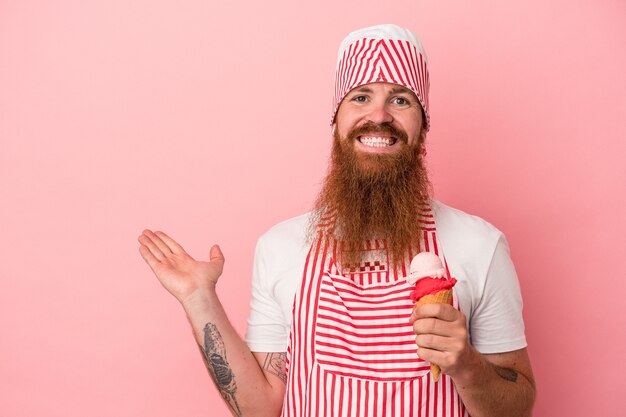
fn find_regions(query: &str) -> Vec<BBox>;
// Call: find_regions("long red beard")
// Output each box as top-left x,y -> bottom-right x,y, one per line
309,125 -> 431,269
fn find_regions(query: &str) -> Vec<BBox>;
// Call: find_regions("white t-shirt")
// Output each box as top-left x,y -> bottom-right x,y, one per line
245,200 -> 527,354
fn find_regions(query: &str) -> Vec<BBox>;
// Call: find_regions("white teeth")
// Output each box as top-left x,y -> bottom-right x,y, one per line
359,136 -> 394,147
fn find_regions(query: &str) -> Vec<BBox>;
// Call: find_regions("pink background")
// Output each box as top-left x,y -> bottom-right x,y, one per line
1,1 -> 625,416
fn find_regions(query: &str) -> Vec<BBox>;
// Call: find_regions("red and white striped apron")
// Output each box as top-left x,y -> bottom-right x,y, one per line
281,205 -> 469,417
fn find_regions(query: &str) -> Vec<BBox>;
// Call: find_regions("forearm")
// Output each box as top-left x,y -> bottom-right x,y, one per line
452,348 -> 536,417
182,289 -> 283,417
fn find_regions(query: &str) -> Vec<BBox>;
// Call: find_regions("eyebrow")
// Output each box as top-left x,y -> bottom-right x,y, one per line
389,86 -> 413,95
352,86 -> 374,93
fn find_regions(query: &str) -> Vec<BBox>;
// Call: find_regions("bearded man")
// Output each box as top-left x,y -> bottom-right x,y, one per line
138,24 -> 536,417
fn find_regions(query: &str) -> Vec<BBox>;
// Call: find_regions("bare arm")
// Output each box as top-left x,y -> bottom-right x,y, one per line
254,352 -> 288,386
138,230 -> 286,417
453,348 -> 535,417
411,303 -> 536,417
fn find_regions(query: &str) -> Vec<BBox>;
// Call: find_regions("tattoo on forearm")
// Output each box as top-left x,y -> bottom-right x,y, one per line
494,365 -> 518,382
199,323 -> 242,417
263,352 -> 287,385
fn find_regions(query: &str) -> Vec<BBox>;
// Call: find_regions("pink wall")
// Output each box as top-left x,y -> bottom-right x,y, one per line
1,1 -> 624,416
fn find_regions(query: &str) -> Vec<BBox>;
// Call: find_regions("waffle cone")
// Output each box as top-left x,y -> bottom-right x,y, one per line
414,289 -> 453,307
414,289 -> 453,381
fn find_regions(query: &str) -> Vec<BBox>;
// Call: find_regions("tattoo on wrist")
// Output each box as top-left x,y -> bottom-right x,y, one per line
199,323 -> 242,417
263,352 -> 287,385
494,365 -> 518,382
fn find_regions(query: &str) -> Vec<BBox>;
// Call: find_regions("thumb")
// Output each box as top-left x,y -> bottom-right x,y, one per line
209,244 -> 225,268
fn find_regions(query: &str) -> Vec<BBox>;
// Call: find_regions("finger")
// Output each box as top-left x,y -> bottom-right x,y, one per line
138,233 -> 166,261
142,229 -> 173,256
415,334 -> 452,352
210,245 -> 225,272
416,346 -> 445,367
413,317 -> 454,337
413,303 -> 459,322
138,245 -> 160,272
154,230 -> 187,255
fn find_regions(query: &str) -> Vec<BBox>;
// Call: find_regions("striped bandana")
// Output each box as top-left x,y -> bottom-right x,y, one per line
331,24 -> 431,131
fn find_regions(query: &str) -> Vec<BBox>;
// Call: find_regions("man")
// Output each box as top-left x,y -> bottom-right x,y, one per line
138,24 -> 535,417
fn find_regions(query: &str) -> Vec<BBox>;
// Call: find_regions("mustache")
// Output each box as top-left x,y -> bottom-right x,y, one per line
346,122 -> 408,144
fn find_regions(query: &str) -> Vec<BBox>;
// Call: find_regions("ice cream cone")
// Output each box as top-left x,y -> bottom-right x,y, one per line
414,289 -> 452,306
414,288 -> 453,382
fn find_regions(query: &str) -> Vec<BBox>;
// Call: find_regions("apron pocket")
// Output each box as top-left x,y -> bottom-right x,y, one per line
313,271 -> 431,382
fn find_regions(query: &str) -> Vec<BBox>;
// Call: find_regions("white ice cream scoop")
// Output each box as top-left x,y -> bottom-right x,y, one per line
406,252 -> 446,284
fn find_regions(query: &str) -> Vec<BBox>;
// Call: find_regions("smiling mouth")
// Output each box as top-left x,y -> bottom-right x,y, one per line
357,135 -> 398,148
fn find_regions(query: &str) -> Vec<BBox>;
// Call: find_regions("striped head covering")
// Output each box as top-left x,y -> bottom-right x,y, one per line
332,24 -> 431,131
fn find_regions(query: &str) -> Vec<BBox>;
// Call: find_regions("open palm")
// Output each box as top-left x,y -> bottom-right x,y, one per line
138,229 -> 225,303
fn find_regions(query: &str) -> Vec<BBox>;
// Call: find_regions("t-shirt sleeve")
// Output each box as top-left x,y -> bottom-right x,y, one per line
244,236 -> 290,352
469,235 -> 528,354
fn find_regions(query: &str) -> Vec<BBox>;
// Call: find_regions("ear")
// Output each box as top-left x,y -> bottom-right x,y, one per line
419,129 -> 428,157
331,123 -> 337,136
418,127 -> 427,146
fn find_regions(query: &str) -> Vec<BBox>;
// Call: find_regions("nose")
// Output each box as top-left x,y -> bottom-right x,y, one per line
365,101 -> 394,124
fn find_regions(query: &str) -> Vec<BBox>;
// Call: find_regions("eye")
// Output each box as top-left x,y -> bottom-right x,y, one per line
351,95 -> 368,102
392,96 -> 411,106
